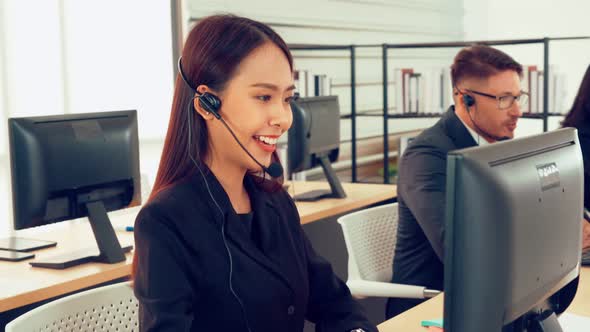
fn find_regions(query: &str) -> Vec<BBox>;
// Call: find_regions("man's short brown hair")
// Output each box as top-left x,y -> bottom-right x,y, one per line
451,44 -> 523,88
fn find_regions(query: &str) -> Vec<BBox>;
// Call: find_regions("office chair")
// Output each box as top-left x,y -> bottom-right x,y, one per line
337,203 -> 440,299
6,281 -> 138,331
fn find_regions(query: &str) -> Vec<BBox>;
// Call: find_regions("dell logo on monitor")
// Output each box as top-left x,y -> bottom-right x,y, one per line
536,163 -> 560,191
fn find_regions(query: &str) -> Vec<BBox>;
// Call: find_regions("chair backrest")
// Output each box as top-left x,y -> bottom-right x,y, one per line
6,281 -> 138,332
337,202 -> 399,283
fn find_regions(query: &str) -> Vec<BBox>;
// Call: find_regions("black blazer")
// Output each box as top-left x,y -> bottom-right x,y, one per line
386,106 -> 477,318
133,169 -> 376,332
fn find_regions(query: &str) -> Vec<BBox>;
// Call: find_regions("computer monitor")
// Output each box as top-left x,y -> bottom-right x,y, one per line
288,96 -> 346,201
444,128 -> 582,332
7,110 -> 140,268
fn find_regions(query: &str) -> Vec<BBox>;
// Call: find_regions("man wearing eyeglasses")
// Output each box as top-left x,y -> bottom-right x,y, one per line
386,45 -> 526,318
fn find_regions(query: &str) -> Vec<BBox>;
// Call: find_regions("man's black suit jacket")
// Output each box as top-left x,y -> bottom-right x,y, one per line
386,106 -> 477,318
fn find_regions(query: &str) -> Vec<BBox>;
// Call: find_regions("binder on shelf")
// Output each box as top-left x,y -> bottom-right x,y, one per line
314,74 -> 330,96
537,70 -> 544,114
528,66 -> 539,113
421,69 -> 432,114
422,68 -> 443,114
409,73 -> 421,113
548,65 -> 567,114
394,68 -> 403,114
294,69 -> 315,97
522,68 -> 530,112
294,70 -> 306,97
549,68 -> 556,113
402,68 -> 413,114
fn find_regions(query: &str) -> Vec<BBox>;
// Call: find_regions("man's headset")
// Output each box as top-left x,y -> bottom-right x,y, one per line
463,94 -> 475,108
460,91 -> 509,142
177,57 -> 283,178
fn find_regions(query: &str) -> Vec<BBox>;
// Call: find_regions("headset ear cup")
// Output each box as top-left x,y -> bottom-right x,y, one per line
198,93 -> 222,118
463,94 -> 475,108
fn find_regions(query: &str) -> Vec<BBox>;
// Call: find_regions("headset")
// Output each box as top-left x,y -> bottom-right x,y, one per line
461,92 -> 510,142
177,57 -> 283,178
463,94 -> 475,108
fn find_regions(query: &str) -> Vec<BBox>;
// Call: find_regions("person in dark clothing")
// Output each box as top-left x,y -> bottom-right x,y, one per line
561,64 -> 590,252
386,45 -> 527,318
132,15 -> 377,332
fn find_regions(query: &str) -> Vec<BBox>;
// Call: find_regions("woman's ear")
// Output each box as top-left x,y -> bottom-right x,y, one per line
193,85 -> 216,121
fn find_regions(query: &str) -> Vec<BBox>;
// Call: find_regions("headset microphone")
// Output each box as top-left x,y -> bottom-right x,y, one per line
178,57 -> 284,178
215,115 -> 284,178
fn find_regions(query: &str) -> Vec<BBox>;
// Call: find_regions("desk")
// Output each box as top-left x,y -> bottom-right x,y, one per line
292,181 -> 396,224
0,181 -> 396,313
378,267 -> 590,331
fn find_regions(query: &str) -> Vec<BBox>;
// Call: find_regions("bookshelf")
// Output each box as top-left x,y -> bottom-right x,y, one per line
287,37 -> 589,184
288,44 -> 359,182
377,36 -> 590,184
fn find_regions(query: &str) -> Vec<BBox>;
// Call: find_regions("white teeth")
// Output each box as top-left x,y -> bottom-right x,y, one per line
256,136 -> 277,145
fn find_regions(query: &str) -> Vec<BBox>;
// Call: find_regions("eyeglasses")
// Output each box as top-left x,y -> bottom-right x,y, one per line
463,89 -> 529,110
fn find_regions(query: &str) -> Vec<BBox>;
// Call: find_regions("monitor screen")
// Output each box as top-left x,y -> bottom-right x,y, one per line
287,96 -> 345,201
8,110 -> 140,268
9,110 -> 140,229
444,128 -> 582,332
305,97 -> 340,155
288,96 -> 340,173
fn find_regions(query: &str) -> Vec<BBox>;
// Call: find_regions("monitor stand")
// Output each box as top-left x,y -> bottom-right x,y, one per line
293,155 -> 347,202
0,237 -> 56,252
30,200 -> 131,269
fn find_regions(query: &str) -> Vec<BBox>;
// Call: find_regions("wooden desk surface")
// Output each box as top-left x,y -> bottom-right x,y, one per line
378,267 -> 590,331
291,181 -> 396,224
0,181 -> 395,313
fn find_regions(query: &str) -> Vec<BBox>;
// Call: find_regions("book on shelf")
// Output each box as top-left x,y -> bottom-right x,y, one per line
521,67 -> 530,112
402,68 -> 413,114
393,68 -> 403,114
313,74 -> 331,96
394,67 -> 453,115
528,66 -> 539,113
523,64 -> 567,114
393,68 -> 414,114
409,73 -> 421,113
294,70 -> 307,97
422,67 -> 444,114
294,69 -> 316,98
548,65 -> 567,114
538,70 -> 544,114
294,70 -> 333,98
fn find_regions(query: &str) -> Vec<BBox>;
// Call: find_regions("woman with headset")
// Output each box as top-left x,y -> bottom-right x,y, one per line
132,15 -> 377,332
562,64 -> 590,252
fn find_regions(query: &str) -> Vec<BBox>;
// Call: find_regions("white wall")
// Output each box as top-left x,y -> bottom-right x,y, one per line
10,1 -> 582,233
464,0 -> 590,137
0,0 -> 173,235
185,0 -> 466,142
0,0 -> 466,233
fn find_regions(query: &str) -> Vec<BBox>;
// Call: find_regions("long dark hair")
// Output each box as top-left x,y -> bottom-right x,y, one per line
562,64 -> 590,128
151,15 -> 292,199
133,15 -> 293,277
